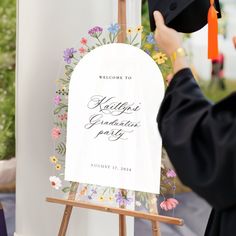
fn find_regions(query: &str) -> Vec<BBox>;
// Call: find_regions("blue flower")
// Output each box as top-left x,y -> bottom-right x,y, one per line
108,23 -> 120,35
146,33 -> 155,44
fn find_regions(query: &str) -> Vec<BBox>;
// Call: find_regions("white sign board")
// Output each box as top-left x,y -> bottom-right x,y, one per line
65,43 -> 164,194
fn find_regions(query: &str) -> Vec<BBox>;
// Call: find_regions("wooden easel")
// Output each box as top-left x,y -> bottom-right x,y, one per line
47,1 -> 184,235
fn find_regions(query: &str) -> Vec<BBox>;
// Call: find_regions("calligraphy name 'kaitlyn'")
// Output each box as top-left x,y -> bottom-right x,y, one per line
87,95 -> 141,116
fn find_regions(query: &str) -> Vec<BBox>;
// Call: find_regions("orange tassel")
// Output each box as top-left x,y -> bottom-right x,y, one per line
208,0 -> 219,59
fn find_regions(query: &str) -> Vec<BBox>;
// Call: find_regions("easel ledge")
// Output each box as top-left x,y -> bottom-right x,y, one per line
46,197 -> 184,226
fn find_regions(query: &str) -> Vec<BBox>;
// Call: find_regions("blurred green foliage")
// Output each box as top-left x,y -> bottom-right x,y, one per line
0,0 -> 16,160
200,80 -> 236,102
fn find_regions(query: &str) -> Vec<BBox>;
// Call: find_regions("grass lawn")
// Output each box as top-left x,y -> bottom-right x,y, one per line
200,79 -> 236,102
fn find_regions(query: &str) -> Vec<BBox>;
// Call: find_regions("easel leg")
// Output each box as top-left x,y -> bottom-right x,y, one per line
58,182 -> 79,236
118,0 -> 127,43
152,220 -> 161,236
149,194 -> 161,236
58,205 -> 73,236
119,214 -> 126,236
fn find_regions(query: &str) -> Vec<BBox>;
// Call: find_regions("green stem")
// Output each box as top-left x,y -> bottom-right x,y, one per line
96,36 -> 103,45
131,33 -> 138,45
72,56 -> 80,62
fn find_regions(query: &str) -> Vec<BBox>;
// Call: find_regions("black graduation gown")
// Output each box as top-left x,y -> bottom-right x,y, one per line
157,68 -> 236,236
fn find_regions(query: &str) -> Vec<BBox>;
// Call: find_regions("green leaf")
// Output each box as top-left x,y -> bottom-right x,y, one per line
56,142 -> 66,156
102,38 -> 106,44
109,33 -> 112,43
65,65 -> 74,77
54,103 -> 68,115
59,78 -> 70,87
132,43 -> 140,47
54,121 -> 67,129
62,187 -> 71,193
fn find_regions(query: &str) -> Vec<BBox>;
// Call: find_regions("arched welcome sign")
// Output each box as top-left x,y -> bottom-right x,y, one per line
65,43 -> 164,194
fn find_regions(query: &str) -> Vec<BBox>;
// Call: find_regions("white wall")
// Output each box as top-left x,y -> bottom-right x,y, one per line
16,0 -> 141,235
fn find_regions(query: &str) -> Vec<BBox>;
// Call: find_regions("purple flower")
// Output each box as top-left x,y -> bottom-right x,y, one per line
147,33 -> 155,44
91,189 -> 97,194
115,192 -> 133,207
108,23 -> 120,35
88,195 -> 92,200
63,48 -> 77,64
54,95 -> 61,105
167,169 -> 177,178
88,26 -> 103,38
163,179 -> 171,184
145,49 -> 151,55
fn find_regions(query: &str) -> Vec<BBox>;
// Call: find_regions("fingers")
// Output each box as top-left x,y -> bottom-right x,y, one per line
153,11 -> 165,29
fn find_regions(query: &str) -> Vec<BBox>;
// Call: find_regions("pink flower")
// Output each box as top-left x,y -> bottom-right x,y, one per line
160,198 -> 179,211
80,37 -> 87,45
58,113 -> 67,121
51,127 -> 61,139
54,95 -> 61,105
167,169 -> 176,178
79,47 -> 86,54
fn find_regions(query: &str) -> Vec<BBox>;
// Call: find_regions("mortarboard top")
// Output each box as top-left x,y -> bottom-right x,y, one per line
148,0 -> 221,33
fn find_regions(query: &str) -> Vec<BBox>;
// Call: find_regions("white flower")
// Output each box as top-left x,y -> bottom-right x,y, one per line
49,176 -> 62,190
135,201 -> 142,207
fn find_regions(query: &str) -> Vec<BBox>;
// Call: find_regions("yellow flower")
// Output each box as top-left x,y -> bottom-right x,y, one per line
143,44 -> 152,50
55,164 -> 62,170
61,86 -> 67,91
50,156 -> 58,164
108,196 -> 114,201
136,25 -> 143,33
127,28 -> 132,35
153,52 -> 168,65
99,196 -> 105,201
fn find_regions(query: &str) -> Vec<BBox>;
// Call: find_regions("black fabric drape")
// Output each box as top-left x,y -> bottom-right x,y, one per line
157,68 -> 236,236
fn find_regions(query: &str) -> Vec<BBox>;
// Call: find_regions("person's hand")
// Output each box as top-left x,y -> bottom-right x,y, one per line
153,11 -> 182,57
153,11 -> 189,76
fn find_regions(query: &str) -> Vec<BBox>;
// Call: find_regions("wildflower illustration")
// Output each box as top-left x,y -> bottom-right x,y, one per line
49,24 -> 177,212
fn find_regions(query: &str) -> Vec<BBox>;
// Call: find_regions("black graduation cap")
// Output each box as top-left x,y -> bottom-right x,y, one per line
148,0 -> 221,33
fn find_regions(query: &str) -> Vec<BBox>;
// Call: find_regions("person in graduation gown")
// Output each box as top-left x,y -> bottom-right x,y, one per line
153,11 -> 236,236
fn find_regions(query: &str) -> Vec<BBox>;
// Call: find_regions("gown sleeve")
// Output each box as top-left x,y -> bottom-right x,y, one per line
157,68 -> 236,210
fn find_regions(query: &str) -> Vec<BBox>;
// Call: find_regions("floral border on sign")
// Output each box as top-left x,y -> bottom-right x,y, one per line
49,24 -> 178,213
